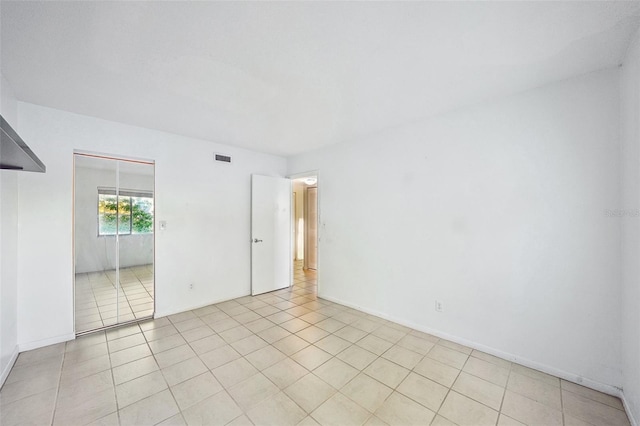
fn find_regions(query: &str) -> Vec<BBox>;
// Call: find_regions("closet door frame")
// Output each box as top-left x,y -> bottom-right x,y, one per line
73,151 -> 156,336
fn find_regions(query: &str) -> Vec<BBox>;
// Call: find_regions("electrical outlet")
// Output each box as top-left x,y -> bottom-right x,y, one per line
189,283 -> 194,290
435,300 -> 443,312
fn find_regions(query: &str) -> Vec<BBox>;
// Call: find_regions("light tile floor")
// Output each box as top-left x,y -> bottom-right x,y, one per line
75,265 -> 154,332
1,261 -> 630,425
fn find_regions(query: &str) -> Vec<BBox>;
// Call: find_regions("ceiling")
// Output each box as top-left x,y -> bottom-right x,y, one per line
2,1 -> 639,157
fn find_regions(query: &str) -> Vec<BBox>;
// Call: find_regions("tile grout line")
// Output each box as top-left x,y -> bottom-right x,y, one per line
123,320 -> 180,424
106,333 -> 122,426
301,317 -> 441,422
496,356 -> 513,425
48,347 -> 65,426
561,379 -> 566,426
431,343 -> 466,426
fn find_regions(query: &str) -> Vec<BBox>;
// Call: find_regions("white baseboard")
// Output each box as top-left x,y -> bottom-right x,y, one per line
320,294 -> 623,397
621,391 -> 638,426
155,292 -> 251,319
0,345 -> 20,388
18,333 -> 75,353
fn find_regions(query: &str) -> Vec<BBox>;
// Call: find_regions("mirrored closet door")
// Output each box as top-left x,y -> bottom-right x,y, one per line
74,153 -> 155,334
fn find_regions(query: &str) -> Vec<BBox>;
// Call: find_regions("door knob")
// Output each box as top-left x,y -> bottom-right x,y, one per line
253,238 -> 263,243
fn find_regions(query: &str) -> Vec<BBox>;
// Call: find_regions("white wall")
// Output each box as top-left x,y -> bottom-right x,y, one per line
621,27 -> 640,426
0,72 -> 20,384
1,74 -> 18,126
75,167 -> 154,273
289,68 -> 623,390
15,102 -> 286,348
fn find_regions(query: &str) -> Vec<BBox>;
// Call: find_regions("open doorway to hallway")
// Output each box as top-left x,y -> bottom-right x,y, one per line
292,174 -> 318,295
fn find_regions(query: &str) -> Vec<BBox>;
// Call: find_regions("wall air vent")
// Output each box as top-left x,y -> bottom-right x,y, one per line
214,153 -> 232,164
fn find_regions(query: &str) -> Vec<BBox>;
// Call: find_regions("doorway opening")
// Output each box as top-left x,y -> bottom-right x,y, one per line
73,153 -> 155,335
292,174 -> 318,296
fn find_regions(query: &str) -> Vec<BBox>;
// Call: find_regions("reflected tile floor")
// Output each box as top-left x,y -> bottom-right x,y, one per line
1,262 -> 630,426
75,265 -> 154,332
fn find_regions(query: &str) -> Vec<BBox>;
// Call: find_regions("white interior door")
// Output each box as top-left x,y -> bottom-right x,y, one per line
251,175 -> 291,295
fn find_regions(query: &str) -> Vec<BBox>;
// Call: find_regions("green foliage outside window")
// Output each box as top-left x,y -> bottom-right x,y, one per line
131,197 -> 154,234
99,193 -> 153,235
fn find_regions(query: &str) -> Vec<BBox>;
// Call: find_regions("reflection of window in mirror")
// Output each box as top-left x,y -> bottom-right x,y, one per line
97,188 -> 154,236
